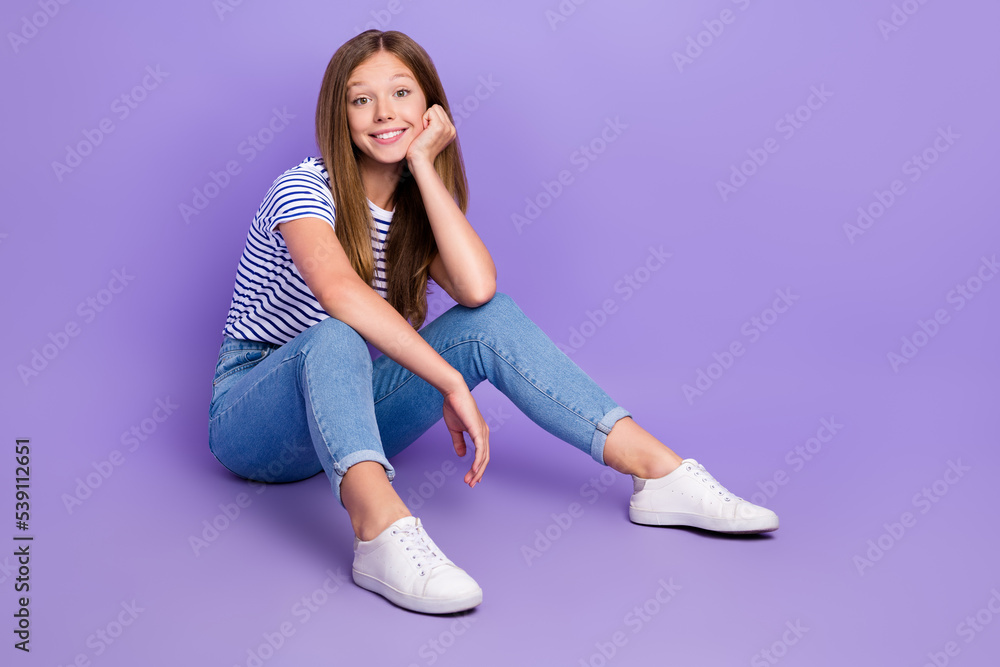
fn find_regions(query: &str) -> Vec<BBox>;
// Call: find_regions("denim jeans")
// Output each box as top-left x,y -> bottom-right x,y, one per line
208,292 -> 631,507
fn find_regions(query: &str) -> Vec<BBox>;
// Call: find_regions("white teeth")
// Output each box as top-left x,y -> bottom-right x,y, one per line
374,129 -> 403,140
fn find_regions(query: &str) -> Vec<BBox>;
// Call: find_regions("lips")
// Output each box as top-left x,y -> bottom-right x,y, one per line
370,128 -> 406,144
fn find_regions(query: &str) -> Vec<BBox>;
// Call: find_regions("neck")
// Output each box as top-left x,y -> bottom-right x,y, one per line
359,156 -> 404,212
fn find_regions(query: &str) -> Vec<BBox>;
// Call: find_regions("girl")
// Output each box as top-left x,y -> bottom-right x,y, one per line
208,30 -> 778,615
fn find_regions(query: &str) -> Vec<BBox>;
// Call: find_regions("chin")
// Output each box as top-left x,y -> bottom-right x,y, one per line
373,144 -> 411,162
361,152 -> 407,169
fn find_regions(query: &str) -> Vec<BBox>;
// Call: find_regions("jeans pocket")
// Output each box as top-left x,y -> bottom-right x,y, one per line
212,348 -> 271,388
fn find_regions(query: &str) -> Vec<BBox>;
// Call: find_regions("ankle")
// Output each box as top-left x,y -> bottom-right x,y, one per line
353,506 -> 412,542
632,454 -> 683,480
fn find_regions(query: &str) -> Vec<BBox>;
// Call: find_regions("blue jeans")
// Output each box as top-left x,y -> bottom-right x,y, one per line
208,292 -> 631,507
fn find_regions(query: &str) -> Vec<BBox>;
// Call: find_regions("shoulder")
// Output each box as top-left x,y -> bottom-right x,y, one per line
255,157 -> 337,231
270,156 -> 331,192
261,157 -> 335,209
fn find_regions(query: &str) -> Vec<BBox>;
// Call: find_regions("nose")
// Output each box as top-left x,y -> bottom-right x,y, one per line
373,95 -> 395,122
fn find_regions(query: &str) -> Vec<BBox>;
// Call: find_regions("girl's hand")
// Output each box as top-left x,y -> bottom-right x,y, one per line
441,386 -> 490,488
406,104 -> 456,168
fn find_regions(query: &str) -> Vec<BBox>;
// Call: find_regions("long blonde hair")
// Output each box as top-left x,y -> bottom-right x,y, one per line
315,30 -> 469,329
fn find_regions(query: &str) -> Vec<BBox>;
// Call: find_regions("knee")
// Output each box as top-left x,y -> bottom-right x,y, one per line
470,290 -> 520,317
459,290 -> 520,327
303,317 -> 370,365
312,315 -> 364,341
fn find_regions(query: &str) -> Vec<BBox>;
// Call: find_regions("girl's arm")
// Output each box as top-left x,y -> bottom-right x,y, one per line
278,217 -> 490,487
408,105 -> 496,307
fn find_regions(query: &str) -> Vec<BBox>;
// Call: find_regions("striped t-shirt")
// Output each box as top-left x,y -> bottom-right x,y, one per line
222,156 -> 393,345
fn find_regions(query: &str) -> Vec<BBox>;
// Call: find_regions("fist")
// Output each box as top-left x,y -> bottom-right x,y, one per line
406,104 -> 456,166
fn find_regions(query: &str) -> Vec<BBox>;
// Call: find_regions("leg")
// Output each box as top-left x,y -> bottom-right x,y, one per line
366,292 -> 777,534
370,292 -> 633,467
209,323 -> 483,613
340,461 -> 410,540
603,417 -> 683,479
208,318 -> 404,539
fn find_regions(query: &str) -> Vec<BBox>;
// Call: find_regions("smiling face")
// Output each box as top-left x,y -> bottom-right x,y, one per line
346,50 -> 428,170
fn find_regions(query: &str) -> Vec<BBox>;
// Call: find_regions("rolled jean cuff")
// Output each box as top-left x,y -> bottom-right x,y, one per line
590,406 -> 631,466
330,449 -> 395,508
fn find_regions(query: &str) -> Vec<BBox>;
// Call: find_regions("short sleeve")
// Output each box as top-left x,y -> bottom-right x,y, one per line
255,164 -> 337,235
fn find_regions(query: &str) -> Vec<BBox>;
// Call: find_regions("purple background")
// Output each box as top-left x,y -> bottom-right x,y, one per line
4,0 -> 999,665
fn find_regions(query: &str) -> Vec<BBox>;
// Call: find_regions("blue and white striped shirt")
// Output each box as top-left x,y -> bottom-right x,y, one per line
222,156 -> 393,345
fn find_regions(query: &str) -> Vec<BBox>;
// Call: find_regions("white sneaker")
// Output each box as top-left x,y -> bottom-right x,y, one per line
352,516 -> 483,614
629,458 -> 779,534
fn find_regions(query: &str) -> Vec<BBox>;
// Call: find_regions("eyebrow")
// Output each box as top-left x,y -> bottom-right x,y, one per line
347,72 -> 415,90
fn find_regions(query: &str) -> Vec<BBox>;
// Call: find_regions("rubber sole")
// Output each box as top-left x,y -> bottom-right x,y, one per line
352,569 -> 483,614
629,507 -> 779,534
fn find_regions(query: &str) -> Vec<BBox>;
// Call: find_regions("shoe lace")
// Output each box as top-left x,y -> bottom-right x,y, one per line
390,522 -> 450,577
687,460 -> 742,503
